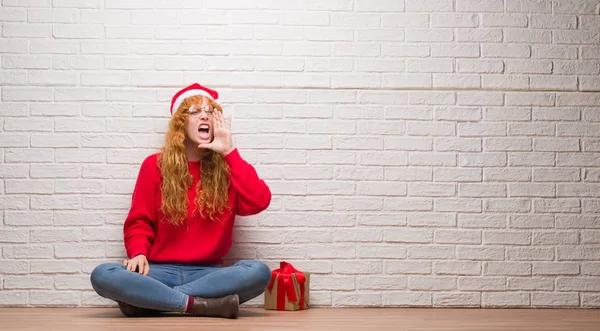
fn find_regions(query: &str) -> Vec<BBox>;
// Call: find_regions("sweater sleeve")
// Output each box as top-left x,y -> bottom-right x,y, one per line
123,154 -> 158,259
224,148 -> 272,216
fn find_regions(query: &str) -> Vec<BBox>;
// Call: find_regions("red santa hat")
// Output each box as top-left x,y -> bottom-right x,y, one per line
170,83 -> 219,116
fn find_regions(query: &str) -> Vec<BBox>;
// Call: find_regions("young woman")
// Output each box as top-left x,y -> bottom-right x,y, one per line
90,83 -> 272,319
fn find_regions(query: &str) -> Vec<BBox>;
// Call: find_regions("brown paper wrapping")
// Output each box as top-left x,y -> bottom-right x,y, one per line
264,272 -> 310,311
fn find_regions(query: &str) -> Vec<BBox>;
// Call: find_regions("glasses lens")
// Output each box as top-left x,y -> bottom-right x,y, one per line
189,106 -> 213,116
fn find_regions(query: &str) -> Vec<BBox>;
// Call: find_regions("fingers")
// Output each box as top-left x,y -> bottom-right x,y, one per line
126,259 -> 134,272
213,111 -> 221,131
227,116 -> 232,131
142,261 -> 150,276
123,256 -> 149,276
211,111 -> 219,131
217,111 -> 225,128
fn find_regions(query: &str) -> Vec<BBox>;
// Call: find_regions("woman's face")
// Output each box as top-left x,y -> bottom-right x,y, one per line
184,97 -> 216,145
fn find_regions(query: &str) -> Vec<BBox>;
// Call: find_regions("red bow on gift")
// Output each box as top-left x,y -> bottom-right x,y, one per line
267,261 -> 307,310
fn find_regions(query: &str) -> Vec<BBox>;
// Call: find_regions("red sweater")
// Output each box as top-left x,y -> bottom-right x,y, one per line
123,148 -> 271,265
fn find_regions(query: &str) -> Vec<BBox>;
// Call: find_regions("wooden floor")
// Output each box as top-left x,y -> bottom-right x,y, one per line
1,307 -> 599,331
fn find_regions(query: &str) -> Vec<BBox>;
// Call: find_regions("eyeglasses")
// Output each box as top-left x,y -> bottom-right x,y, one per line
187,105 -> 215,117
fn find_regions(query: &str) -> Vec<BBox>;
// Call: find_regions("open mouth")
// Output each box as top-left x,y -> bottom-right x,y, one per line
198,124 -> 210,140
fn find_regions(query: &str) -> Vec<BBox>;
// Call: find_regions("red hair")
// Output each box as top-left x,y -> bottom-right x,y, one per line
158,95 -> 230,225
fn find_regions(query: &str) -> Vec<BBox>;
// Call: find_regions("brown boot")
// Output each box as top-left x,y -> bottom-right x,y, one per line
117,301 -> 162,317
192,294 -> 239,319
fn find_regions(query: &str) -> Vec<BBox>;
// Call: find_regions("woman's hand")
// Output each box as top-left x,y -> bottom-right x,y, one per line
123,254 -> 149,276
198,110 -> 234,156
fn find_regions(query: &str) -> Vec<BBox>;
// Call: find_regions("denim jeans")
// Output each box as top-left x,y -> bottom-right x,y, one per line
90,260 -> 272,312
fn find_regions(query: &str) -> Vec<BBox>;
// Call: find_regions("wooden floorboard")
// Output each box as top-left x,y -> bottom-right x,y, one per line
0,307 -> 599,331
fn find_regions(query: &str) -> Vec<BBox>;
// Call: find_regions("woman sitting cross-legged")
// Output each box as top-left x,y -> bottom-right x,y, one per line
90,83 -> 272,319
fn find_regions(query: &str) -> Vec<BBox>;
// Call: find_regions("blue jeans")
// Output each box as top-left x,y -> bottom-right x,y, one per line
90,260 -> 272,312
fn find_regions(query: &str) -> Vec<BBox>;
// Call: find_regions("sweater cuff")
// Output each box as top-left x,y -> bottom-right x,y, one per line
127,239 -> 149,259
223,148 -> 243,168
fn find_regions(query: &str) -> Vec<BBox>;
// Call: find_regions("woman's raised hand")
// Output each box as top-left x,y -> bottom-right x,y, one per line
198,110 -> 234,156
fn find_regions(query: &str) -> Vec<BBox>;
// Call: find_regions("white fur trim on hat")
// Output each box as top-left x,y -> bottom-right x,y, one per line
170,89 -> 219,115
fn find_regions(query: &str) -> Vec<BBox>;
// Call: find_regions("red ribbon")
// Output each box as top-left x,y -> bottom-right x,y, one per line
267,261 -> 306,310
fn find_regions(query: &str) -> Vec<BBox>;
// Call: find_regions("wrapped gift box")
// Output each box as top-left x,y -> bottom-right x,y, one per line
264,261 -> 310,311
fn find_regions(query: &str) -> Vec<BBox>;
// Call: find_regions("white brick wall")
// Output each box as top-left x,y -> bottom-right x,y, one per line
1,0 -> 600,308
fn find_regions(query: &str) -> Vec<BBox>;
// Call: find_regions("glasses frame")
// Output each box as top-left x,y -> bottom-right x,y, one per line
187,105 -> 216,118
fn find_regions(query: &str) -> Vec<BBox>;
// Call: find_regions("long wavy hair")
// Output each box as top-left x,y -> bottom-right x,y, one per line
158,95 -> 231,225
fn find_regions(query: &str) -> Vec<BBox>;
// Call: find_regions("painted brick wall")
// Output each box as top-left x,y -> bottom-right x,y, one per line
1,0 -> 600,308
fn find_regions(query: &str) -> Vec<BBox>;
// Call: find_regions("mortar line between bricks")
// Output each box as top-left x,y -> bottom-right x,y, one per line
132,86 -> 600,93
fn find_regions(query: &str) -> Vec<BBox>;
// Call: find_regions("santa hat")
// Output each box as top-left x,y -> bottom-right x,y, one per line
170,83 -> 219,116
